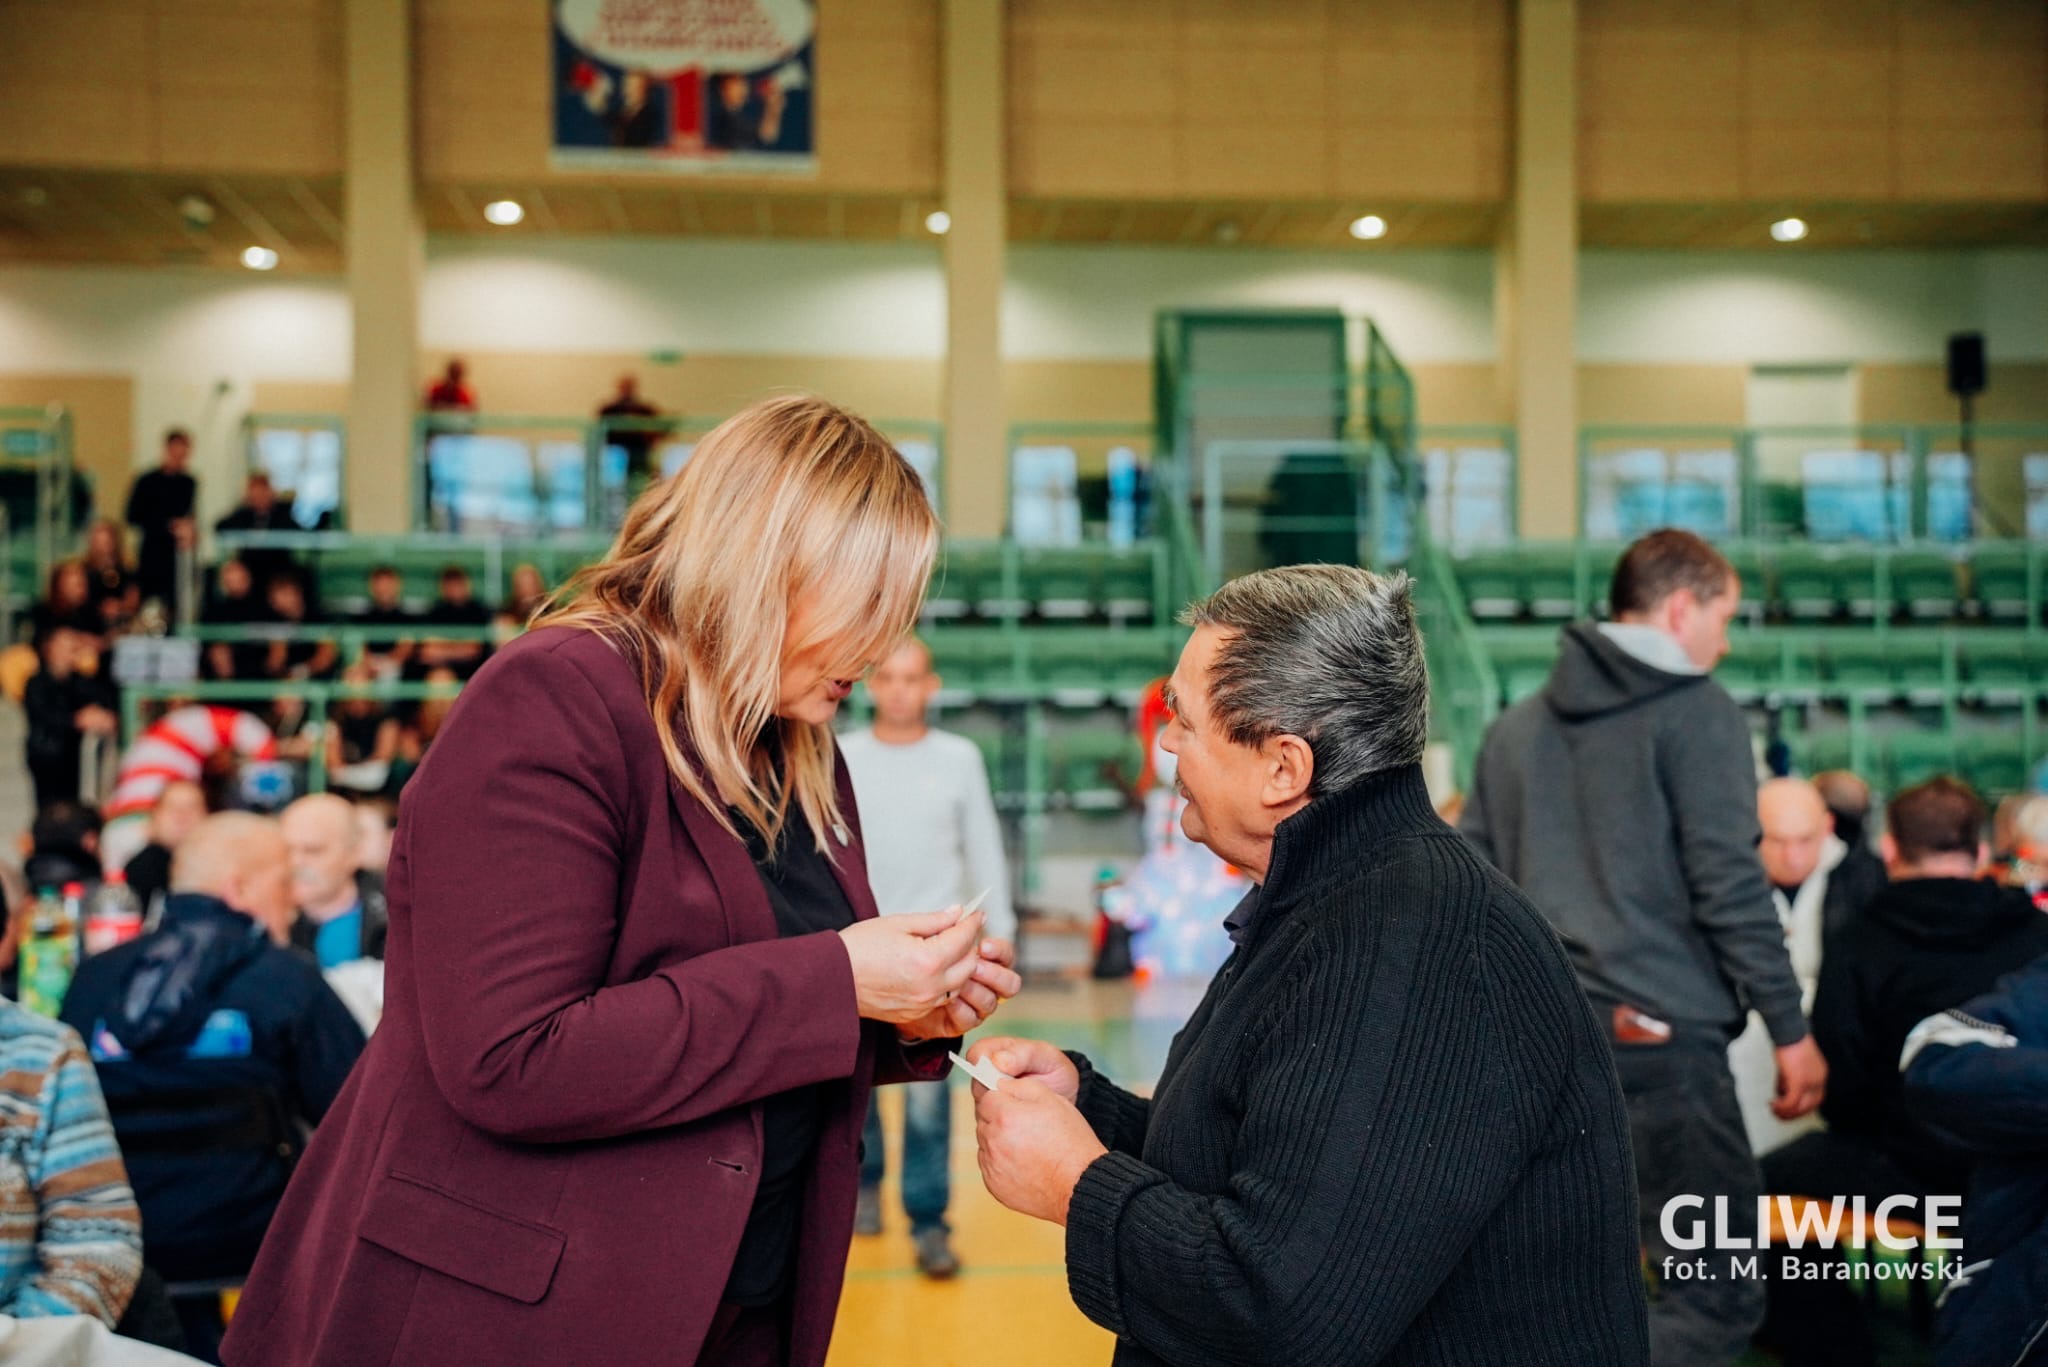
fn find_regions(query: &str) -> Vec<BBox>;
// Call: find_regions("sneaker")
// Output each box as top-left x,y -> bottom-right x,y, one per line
914,1228 -> 960,1280
854,1187 -> 882,1237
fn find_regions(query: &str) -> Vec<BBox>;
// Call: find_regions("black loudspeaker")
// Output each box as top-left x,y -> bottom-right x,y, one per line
1948,333 -> 1986,398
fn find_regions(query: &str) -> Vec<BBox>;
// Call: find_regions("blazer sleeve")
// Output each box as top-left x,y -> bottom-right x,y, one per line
405,642 -> 865,1144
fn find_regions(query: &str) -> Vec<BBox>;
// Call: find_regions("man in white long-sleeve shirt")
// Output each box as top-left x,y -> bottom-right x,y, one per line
839,637 -> 1015,1279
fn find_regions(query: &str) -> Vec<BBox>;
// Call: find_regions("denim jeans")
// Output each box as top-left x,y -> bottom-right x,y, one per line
1614,1038 -> 1768,1367
860,1080 -> 951,1235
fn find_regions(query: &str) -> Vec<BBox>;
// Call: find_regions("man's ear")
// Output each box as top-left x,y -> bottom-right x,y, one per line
1879,832 -> 1899,867
1265,734 -> 1315,808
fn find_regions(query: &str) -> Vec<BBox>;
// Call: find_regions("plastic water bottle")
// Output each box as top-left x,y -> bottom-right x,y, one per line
19,887 -> 78,1018
84,871 -> 144,957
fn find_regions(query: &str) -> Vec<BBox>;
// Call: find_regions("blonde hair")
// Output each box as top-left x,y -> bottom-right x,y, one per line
536,395 -> 936,850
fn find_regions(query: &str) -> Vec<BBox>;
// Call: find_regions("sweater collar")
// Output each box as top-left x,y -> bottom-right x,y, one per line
1259,762 -> 1443,910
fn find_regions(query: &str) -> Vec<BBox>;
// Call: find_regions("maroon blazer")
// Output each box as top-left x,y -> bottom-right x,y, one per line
222,627 -> 949,1366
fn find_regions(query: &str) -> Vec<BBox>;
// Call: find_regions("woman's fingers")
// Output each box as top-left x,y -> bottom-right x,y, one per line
977,937 -> 1017,968
969,959 -> 1022,998
891,905 -> 966,938
954,980 -> 1000,1018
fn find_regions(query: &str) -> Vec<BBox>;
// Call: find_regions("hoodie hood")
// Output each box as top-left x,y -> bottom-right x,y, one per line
1543,623 -> 1709,722
107,894 -> 269,1054
1865,877 -> 2045,949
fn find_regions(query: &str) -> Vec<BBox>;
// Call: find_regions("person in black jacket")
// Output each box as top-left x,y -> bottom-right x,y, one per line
123,430 -> 197,620
970,565 -> 1649,1367
1759,777 -> 2048,1366
1460,530 -> 1824,1366
1900,953 -> 2048,1367
23,626 -> 119,812
59,811 -> 363,1354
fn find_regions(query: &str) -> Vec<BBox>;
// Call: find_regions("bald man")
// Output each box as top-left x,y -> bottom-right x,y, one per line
283,794 -> 387,968
60,812 -> 364,1335
1731,780 -> 1886,1152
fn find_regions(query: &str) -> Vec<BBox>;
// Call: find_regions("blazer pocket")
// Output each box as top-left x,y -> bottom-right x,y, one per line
358,1170 -> 566,1305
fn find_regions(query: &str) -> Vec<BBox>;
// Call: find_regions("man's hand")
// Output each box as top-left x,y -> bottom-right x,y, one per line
1772,1036 -> 1828,1119
72,706 -> 117,736
967,1036 -> 1080,1104
974,1077 -> 1106,1226
895,936 -> 1021,1043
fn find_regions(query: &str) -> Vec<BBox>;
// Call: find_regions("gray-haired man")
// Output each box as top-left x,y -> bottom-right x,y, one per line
971,565 -> 1648,1366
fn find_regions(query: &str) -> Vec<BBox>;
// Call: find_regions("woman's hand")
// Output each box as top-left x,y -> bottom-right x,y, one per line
839,907 -> 987,1026
966,1036 -> 1080,1104
896,937 -> 1022,1043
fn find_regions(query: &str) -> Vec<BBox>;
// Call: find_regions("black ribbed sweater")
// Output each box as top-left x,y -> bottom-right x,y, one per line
1063,764 -> 1649,1366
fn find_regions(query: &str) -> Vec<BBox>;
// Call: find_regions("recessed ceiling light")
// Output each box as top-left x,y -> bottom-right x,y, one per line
484,199 -> 525,226
924,210 -> 951,235
1770,217 -> 1808,243
1213,219 -> 1242,244
1349,214 -> 1387,240
240,245 -> 279,271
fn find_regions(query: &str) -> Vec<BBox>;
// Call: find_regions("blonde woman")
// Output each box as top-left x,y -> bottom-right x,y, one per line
224,397 -> 1020,1367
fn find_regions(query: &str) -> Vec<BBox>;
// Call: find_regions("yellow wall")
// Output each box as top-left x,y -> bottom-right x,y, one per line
1006,0 -> 1509,202
6,0 -> 2040,208
0,0 -> 343,176
1580,0 -> 2048,202
0,375 -> 135,519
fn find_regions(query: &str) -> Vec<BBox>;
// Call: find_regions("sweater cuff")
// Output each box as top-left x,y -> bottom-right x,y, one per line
1759,997 -> 1810,1049
1067,1051 -> 1126,1149
1064,1151 -> 1162,1338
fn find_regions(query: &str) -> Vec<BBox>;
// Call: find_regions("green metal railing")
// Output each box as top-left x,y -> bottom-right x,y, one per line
410,411 -> 947,535
1577,423 -> 2048,543
1470,622 -> 2045,798
1445,538 -> 2047,635
0,404 -> 80,608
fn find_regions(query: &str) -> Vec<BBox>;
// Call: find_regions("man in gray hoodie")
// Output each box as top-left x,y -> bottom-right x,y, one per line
1460,528 -> 1828,1367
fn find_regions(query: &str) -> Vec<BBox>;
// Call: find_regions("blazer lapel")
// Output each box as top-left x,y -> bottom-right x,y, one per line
667,771 -> 778,947
825,757 -> 879,924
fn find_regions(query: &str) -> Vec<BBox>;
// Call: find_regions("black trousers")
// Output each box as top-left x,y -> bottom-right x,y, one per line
1613,1038 -> 1767,1367
1757,1129 -> 1936,1367
28,750 -> 81,813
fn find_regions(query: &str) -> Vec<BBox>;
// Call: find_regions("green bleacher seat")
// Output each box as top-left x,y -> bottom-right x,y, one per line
1886,637 -> 1949,706
1522,546 -> 1581,620
1885,727 -> 1957,791
925,545 -> 998,619
1724,547 -> 1769,624
1960,634 -> 2035,704
1835,549 -> 1883,619
1795,727 -> 1855,777
1717,636 -> 1782,703
1049,730 -> 1142,810
1775,547 -> 1840,619
1819,636 -> 1891,693
1028,630 -> 1118,700
1892,549 -> 1961,620
1456,550 -> 1522,619
1099,549 -> 1156,622
1960,732 -> 2030,798
1972,544 -> 2032,621
1095,633 -> 1173,699
926,632 -> 1012,691
1020,547 -> 1097,619
1485,635 -> 1557,705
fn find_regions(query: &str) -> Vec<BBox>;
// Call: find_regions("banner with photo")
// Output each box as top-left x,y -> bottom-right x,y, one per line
552,0 -> 815,173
